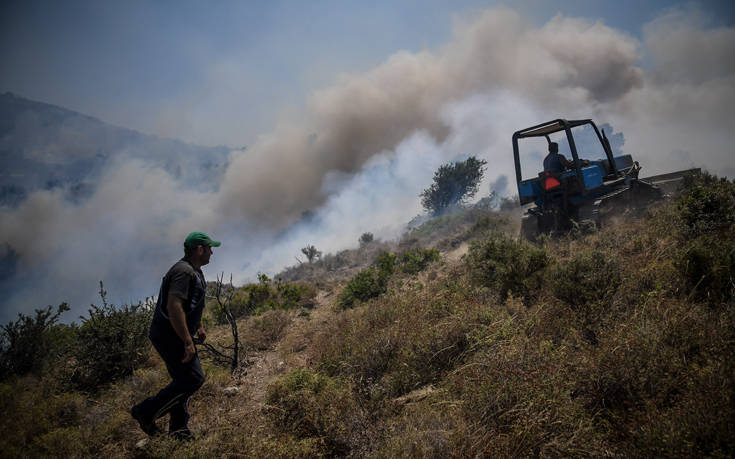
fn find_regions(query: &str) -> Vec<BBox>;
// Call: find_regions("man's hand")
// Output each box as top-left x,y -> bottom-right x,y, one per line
182,340 -> 196,363
194,326 -> 207,344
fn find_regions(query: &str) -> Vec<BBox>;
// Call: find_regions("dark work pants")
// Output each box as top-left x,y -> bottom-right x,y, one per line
137,329 -> 205,431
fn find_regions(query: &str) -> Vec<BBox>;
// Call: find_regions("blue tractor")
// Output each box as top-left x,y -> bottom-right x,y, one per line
514,118 -> 664,239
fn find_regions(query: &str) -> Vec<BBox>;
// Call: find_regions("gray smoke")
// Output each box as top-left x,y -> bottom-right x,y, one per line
604,8 -> 735,177
216,7 -> 647,229
1,6 -> 734,321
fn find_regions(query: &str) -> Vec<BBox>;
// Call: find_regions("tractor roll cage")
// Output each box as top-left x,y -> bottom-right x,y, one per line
512,118 -> 620,191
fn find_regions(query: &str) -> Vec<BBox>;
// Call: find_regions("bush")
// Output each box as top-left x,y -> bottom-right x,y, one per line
397,248 -> 440,275
571,299 -> 735,456
676,172 -> 735,236
0,381 -> 86,457
217,275 -> 317,322
406,208 -> 510,251
0,303 -> 72,380
265,369 -> 358,455
277,281 -> 317,310
550,251 -> 621,310
462,214 -> 506,241
337,252 -> 396,309
465,231 -> 549,301
242,310 -> 293,351
450,333 -> 610,457
676,235 -> 735,303
71,283 -> 152,390
318,250 -> 351,272
317,278 -> 485,400
548,251 -> 621,344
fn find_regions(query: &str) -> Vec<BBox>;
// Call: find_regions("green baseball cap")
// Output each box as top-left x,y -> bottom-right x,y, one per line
184,231 -> 221,249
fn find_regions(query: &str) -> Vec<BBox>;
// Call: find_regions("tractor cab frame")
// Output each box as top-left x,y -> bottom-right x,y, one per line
514,118 -> 659,238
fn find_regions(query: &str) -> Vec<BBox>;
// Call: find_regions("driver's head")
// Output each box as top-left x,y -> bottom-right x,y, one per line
549,142 -> 559,153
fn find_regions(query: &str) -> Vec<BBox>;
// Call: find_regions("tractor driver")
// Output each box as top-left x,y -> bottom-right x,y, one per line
543,142 -> 572,173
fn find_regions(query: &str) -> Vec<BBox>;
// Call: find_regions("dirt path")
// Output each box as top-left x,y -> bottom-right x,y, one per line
236,288 -> 335,410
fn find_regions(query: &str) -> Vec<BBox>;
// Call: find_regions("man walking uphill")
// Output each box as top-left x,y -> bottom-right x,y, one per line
131,231 -> 221,440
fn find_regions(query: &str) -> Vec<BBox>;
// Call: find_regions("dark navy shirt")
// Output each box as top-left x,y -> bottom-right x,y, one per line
150,258 -> 206,342
543,152 -> 570,173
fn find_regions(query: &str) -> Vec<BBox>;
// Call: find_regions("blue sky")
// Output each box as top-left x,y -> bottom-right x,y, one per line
2,0 -> 733,146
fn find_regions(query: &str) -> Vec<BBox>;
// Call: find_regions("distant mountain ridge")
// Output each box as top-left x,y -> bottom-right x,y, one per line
0,92 -> 232,206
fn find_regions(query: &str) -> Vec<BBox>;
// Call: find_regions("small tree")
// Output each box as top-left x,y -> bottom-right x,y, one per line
73,282 -> 152,390
301,245 -> 322,263
420,156 -> 487,216
359,232 -> 374,247
0,303 -> 70,379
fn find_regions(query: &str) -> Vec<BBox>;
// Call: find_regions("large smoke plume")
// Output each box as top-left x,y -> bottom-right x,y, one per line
1,6 -> 733,321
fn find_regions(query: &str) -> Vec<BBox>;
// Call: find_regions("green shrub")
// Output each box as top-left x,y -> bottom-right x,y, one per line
277,281 -> 317,310
242,273 -> 275,314
216,275 -> 317,322
634,360 -> 735,457
550,251 -> 621,310
571,298 -> 735,455
265,369 -> 358,455
407,207 -> 477,241
337,269 -> 384,309
450,334 -> 610,457
463,214 -> 506,240
676,235 -> 735,303
0,303 -> 72,380
316,250 -> 351,272
397,248 -> 440,275
465,231 -> 549,301
319,280 -> 486,400
676,172 -> 735,236
337,252 -> 396,309
71,283 -> 152,390
0,381 -> 86,457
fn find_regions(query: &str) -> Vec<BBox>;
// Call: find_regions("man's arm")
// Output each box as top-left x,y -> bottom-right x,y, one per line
560,154 -> 572,169
167,293 -> 196,363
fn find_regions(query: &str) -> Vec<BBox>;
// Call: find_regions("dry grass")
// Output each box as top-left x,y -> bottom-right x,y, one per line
4,182 -> 735,457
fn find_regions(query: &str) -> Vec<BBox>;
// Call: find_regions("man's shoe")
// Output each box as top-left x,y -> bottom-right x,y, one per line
131,404 -> 162,436
169,427 -> 194,441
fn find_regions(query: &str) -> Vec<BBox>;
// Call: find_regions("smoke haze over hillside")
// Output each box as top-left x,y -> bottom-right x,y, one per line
1,6 -> 734,321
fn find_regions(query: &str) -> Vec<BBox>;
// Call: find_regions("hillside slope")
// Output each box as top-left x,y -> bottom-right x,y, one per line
1,173 -> 733,457
0,92 -> 231,206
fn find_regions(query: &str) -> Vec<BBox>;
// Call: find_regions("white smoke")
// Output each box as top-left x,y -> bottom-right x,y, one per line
1,6 -> 733,321
605,8 -> 735,177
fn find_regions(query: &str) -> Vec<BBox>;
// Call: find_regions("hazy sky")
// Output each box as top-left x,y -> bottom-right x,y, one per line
2,0 -> 733,147
2,1 -> 735,321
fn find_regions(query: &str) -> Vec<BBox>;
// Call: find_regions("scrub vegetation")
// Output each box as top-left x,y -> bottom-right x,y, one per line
1,171 -> 734,457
